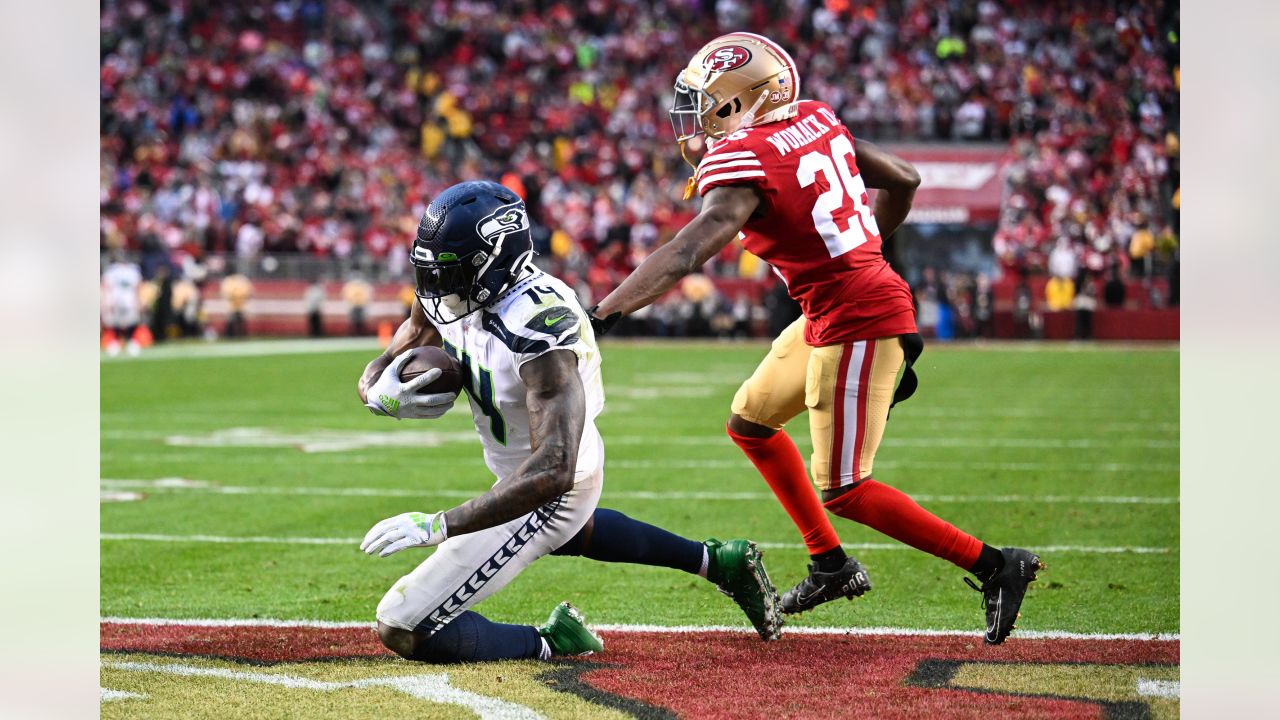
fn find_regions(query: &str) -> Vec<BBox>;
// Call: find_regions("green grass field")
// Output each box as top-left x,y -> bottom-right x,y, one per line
101,340 -> 1178,636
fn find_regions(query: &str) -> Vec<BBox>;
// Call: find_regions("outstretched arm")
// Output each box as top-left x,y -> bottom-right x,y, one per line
593,184 -> 759,318
854,138 -> 921,240
444,349 -> 585,534
357,300 -> 440,404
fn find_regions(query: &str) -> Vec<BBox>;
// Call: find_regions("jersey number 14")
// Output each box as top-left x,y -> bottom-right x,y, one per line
796,134 -> 880,258
441,339 -> 507,445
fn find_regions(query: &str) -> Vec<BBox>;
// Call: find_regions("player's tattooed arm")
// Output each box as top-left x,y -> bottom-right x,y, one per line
853,138 -> 921,240
594,185 -> 759,317
443,349 -> 584,535
357,300 -> 442,404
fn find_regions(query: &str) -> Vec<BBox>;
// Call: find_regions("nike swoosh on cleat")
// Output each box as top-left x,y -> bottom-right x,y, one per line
795,589 -> 822,606
988,588 -> 1003,642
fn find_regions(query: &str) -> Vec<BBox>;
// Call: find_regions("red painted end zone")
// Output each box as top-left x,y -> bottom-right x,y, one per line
590,632 -> 1178,719
102,622 -> 392,662
101,622 -> 1178,719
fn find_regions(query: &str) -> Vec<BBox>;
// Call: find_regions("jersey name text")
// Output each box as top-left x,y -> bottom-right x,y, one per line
764,107 -> 840,156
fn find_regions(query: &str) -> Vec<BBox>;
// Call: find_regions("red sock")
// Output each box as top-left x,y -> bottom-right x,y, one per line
727,425 -> 842,555
824,479 -> 983,570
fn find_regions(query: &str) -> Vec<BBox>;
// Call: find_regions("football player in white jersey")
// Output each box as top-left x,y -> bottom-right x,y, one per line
101,253 -> 144,356
355,181 -> 781,663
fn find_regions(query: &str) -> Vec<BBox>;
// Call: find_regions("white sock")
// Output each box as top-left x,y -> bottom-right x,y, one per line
697,546 -> 710,579
538,636 -> 552,660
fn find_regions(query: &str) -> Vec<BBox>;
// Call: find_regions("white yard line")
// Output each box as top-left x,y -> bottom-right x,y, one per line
104,616 -> 371,629
98,440 -> 1180,473
752,540 -> 1172,550
591,624 -> 1180,642
100,478 -> 1179,505
616,459 -> 1179,473
607,436 -> 1180,449
99,532 -> 1171,555
99,616 -> 1178,642
1137,679 -> 1181,699
102,533 -> 355,545
101,491 -> 145,503
101,337 -> 381,361
101,337 -> 1176,359
101,427 -> 1178,451
100,688 -> 146,702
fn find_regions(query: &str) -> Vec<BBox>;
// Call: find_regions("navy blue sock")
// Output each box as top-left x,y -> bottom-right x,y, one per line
410,611 -> 542,662
553,508 -> 705,575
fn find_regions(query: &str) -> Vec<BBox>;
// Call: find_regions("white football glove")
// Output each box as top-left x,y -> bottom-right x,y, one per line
360,511 -> 448,557
364,351 -> 458,420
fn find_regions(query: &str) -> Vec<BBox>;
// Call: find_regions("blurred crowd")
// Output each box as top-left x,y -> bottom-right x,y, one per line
101,0 -> 1179,338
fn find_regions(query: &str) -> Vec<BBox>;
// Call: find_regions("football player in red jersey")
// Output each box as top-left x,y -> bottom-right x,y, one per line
590,33 -> 1043,644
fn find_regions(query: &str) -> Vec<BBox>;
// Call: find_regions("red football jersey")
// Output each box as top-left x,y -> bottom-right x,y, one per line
698,100 -> 917,346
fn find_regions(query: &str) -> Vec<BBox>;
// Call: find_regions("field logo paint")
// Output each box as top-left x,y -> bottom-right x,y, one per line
103,660 -> 543,719
907,659 -> 1180,718
101,623 -> 1180,717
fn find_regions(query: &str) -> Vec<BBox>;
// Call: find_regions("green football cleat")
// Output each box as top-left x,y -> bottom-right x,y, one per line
706,538 -> 784,641
537,601 -> 604,656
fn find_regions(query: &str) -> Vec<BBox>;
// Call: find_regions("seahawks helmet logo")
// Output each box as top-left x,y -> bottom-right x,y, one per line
476,202 -> 529,242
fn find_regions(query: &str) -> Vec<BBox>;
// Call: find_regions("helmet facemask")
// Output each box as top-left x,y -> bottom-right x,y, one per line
670,74 -> 716,143
669,71 -> 770,143
412,250 -> 488,325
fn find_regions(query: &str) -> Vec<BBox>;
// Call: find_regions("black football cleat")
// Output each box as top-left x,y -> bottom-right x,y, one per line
780,557 -> 872,615
964,547 -> 1045,645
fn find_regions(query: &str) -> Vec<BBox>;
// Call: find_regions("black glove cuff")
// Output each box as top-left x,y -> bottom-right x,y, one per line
587,304 -> 621,337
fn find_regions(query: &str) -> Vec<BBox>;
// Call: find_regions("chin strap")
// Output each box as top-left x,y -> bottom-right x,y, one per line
679,139 -> 698,201
737,90 -> 769,132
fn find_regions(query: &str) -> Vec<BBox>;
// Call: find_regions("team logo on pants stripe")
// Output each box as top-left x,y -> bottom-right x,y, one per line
416,496 -> 563,635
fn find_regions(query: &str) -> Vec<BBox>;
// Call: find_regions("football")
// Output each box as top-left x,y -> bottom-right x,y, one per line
398,345 -> 464,395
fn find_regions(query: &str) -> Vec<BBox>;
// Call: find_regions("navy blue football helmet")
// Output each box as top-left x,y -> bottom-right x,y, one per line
411,180 -> 534,324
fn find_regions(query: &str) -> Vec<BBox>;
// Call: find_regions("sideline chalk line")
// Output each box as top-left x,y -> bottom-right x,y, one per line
98,533 -> 1173,555
101,478 -> 1180,505
100,616 -> 1178,642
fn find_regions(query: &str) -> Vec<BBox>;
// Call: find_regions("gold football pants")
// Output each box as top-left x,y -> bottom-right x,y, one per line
731,317 -> 905,491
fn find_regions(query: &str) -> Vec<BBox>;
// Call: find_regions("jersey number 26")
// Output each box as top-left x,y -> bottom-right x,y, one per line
796,134 -> 881,258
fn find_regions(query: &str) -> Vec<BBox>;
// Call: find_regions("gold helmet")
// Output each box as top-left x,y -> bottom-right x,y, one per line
670,32 -> 801,144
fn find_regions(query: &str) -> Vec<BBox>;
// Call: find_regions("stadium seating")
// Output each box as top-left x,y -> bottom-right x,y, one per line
100,0 -> 1178,338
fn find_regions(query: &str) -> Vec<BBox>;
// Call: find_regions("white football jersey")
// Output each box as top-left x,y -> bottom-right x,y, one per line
426,269 -> 604,485
101,261 -> 143,327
